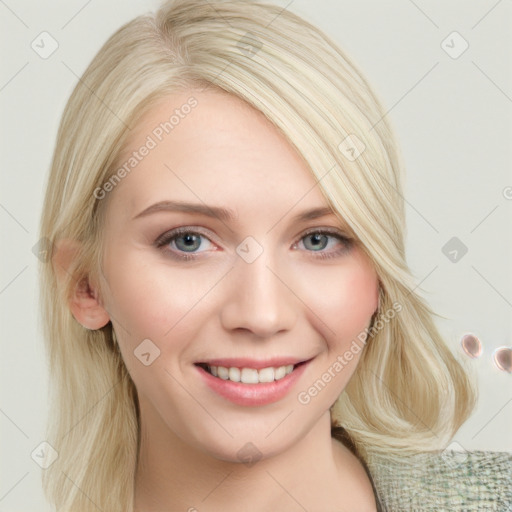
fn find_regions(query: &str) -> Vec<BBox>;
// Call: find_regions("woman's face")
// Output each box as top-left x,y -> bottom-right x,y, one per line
98,88 -> 379,461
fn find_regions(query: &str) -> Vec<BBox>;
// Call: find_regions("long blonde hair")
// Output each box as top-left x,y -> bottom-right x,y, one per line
39,0 -> 475,510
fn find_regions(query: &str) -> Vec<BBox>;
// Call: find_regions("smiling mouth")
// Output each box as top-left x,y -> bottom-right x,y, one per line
195,361 -> 307,384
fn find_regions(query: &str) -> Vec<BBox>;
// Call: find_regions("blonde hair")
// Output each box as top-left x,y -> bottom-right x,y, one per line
39,0 -> 475,510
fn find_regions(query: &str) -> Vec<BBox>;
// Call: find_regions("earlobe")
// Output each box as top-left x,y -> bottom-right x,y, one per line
69,276 -> 111,330
53,238 -> 111,330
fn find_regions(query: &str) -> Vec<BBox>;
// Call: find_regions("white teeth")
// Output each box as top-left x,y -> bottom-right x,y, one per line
241,368 -> 259,384
217,366 -> 229,380
258,367 -> 274,383
228,367 -> 241,382
274,366 -> 286,380
206,364 -> 295,383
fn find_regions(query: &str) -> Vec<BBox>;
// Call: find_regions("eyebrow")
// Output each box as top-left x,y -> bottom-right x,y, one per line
132,200 -> 337,224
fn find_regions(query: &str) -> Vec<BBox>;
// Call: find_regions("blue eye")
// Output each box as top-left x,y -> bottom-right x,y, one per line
155,228 -> 214,261
155,227 -> 353,261
302,232 -> 337,251
172,232 -> 203,252
293,229 -> 353,260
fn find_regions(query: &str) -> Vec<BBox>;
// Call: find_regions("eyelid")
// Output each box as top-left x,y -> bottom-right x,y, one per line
154,225 -> 217,248
299,226 -> 350,238
154,225 -> 350,246
154,225 -> 353,260
291,227 -> 353,252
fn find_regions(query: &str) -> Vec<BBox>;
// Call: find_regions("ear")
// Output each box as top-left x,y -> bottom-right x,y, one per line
53,238 -> 111,330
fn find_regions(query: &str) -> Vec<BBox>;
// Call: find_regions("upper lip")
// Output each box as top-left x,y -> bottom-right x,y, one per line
195,357 -> 311,370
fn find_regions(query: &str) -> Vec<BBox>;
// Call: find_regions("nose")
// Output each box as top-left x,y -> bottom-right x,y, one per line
219,249 -> 298,338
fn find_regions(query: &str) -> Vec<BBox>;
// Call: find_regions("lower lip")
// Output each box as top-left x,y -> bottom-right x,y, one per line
195,361 -> 311,406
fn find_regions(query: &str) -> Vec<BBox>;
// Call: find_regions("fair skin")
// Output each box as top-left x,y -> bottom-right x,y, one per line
59,88 -> 379,511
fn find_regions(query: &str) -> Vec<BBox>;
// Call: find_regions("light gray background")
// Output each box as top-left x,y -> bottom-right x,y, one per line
1,0 -> 511,510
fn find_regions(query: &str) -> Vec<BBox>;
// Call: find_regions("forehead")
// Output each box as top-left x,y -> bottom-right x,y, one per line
108,89 -> 336,224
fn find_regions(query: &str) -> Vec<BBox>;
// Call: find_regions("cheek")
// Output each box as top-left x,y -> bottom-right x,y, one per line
100,252 -> 204,346
297,255 -> 379,408
292,253 -> 379,412
101,257 -> 215,403
303,251 -> 379,350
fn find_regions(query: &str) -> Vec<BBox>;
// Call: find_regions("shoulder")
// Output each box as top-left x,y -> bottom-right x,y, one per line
365,449 -> 512,511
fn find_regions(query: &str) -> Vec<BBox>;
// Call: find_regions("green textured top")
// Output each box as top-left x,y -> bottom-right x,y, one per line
331,427 -> 512,511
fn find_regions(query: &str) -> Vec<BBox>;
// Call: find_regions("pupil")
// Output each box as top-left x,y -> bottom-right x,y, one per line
177,234 -> 200,251
308,233 -> 326,250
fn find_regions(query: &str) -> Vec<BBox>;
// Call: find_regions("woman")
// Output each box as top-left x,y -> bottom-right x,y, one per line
39,1 -> 508,510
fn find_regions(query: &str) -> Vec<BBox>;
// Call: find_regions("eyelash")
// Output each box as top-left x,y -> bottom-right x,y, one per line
154,227 -> 353,262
